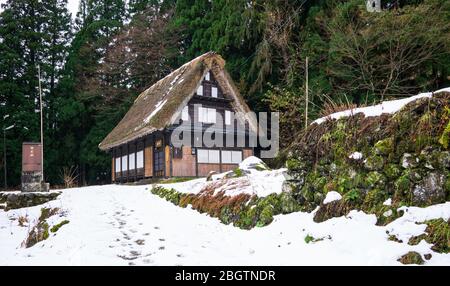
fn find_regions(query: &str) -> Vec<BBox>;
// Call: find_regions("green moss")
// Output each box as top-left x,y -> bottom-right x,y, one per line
394,171 -> 411,202
384,164 -> 401,179
39,207 -> 59,222
42,222 -> 50,240
364,171 -> 385,189
233,168 -> 244,177
344,189 -> 360,202
397,251 -> 424,265
158,177 -> 196,184
445,175 -> 450,200
439,120 -> 450,149
363,189 -> 387,210
219,206 -> 233,225
50,220 -> 70,233
304,234 -> 315,244
438,107 -> 450,149
408,234 -> 427,246
236,207 -> 257,229
337,176 -> 353,193
314,175 -> 327,188
286,158 -> 305,171
254,162 -> 271,171
388,234 -> 402,243
279,192 -> 300,213
257,205 -> 274,227
364,155 -> 385,171
374,138 -> 393,156
418,218 -> 450,253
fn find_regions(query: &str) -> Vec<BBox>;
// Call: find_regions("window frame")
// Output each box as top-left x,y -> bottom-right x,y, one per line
136,150 -> 144,169
129,152 -> 136,170
197,85 -> 203,96
121,155 -> 128,172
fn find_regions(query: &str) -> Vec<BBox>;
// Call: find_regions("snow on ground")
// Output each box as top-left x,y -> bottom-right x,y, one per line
323,191 -> 342,204
1,184 -> 449,266
349,152 -> 363,160
161,156 -> 287,197
313,87 -> 450,125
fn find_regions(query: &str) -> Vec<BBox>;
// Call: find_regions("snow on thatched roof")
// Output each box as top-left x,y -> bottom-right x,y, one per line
99,52 -> 257,151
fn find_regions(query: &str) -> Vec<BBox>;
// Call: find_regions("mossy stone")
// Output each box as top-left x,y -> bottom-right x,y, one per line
384,164 -> 401,180
363,188 -> 387,209
374,138 -> 393,156
257,205 -> 274,226
364,171 -> 385,189
279,192 -> 299,214
397,251 -> 424,265
364,155 -> 385,171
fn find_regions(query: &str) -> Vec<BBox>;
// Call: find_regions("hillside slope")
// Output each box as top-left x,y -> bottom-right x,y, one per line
284,89 -> 450,225
1,185 -> 449,265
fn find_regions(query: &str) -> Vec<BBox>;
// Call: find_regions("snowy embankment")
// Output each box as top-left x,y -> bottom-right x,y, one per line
161,157 -> 286,198
313,87 -> 450,124
1,183 -> 449,265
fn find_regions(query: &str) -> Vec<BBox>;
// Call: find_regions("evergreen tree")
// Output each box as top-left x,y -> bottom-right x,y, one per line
0,0 -> 72,186
58,0 -> 127,184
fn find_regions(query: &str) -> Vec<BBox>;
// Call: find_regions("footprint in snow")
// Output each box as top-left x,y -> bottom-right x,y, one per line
130,250 -> 141,257
135,239 -> 145,245
143,258 -> 153,264
117,254 -> 138,261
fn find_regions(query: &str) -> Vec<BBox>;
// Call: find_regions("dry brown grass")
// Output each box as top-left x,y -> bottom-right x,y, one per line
319,94 -> 358,117
181,178 -> 253,217
18,215 -> 29,227
60,166 -> 79,189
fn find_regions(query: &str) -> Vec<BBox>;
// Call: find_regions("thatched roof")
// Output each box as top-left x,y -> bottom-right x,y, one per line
99,52 -> 257,151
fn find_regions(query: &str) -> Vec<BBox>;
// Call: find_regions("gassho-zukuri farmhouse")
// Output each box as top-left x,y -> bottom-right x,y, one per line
99,52 -> 259,182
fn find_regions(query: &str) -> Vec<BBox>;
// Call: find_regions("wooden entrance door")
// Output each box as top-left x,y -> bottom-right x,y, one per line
153,140 -> 164,177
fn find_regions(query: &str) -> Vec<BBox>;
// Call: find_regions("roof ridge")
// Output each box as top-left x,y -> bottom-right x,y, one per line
133,51 -> 217,104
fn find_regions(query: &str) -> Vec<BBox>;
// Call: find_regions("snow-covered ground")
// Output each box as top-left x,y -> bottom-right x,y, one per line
1,183 -> 449,266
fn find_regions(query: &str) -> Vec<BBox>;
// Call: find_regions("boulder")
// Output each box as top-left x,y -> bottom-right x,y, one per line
397,251 -> 424,265
412,172 -> 446,206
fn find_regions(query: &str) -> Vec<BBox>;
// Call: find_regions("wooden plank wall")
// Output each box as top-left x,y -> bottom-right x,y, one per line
165,146 -> 171,177
172,146 -> 196,177
144,145 -> 153,177
221,164 -> 237,173
111,157 -> 115,182
197,163 -> 221,177
243,148 -> 253,159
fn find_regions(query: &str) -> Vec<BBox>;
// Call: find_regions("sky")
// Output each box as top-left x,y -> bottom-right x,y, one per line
0,0 -> 80,18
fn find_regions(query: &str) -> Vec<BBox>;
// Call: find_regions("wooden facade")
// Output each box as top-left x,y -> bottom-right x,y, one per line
111,70 -> 254,182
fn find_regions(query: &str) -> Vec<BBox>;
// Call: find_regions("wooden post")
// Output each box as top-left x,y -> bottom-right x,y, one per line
37,65 -> 44,182
305,57 -> 309,131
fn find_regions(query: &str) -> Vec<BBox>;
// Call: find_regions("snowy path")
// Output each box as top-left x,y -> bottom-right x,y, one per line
0,185 -> 449,265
